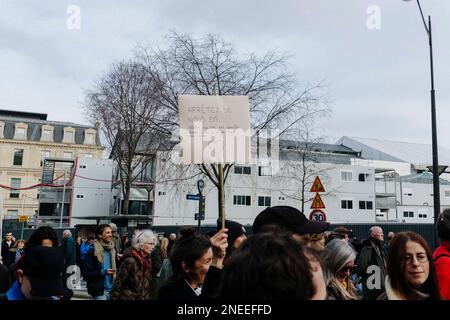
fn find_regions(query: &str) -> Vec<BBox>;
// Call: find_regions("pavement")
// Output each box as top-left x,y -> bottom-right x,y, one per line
72,279 -> 91,300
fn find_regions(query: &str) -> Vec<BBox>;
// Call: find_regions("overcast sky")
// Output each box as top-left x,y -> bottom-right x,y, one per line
1,0 -> 449,150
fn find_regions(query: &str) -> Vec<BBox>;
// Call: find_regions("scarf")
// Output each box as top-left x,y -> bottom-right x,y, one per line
93,239 -> 116,270
130,248 -> 152,272
385,276 -> 430,300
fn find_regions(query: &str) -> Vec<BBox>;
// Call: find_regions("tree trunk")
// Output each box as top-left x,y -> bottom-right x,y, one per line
123,172 -> 132,215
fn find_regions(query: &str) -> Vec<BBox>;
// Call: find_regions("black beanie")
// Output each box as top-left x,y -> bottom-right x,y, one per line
217,219 -> 247,248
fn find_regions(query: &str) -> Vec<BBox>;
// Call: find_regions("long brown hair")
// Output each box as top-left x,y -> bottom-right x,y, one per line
387,231 -> 440,300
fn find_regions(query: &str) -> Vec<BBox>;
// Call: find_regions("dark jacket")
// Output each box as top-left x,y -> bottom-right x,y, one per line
1,240 -> 15,264
356,238 -> 387,300
83,245 -> 104,297
3,249 -> 16,268
201,266 -> 223,299
110,248 -> 152,300
158,279 -> 200,300
0,263 -> 11,294
61,236 -> 76,268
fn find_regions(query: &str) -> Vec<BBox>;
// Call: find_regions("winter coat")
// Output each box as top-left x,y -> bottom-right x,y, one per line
432,241 -> 450,300
110,248 -> 152,300
84,245 -> 104,297
356,238 -> 387,300
112,232 -> 122,254
61,236 -> 76,268
0,263 -> 11,294
83,243 -> 117,297
158,278 -> 200,300
1,240 -> 15,264
3,249 -> 16,268
201,266 -> 223,299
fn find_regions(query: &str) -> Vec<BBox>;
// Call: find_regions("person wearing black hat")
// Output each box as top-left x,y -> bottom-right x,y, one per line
1,246 -> 64,300
217,219 -> 247,259
200,219 -> 246,299
252,206 -> 330,246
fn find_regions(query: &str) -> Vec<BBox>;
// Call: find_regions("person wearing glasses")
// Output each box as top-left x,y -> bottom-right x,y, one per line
324,239 -> 359,300
110,230 -> 155,300
377,231 -> 441,300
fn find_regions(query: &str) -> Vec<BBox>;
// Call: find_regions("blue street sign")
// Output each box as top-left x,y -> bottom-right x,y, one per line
186,194 -> 200,201
195,213 -> 205,221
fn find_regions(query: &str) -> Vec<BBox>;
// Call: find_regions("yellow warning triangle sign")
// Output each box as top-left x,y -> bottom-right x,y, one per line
311,193 -> 325,209
310,176 -> 325,193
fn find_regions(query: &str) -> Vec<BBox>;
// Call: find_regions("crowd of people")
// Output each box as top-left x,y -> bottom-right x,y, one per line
0,206 -> 449,300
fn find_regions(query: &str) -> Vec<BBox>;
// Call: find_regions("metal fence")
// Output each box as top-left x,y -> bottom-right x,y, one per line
331,223 -> 437,249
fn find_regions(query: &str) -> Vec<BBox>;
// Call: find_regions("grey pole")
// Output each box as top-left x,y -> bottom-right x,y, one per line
416,1 -> 440,237
404,0 -> 441,246
60,170 -> 67,228
0,196 -> 3,259
20,194 -> 25,239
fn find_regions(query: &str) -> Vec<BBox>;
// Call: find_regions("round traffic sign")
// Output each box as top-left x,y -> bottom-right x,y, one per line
309,209 -> 327,222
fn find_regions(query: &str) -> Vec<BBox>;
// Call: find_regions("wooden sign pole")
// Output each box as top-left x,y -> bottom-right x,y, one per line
218,163 -> 225,229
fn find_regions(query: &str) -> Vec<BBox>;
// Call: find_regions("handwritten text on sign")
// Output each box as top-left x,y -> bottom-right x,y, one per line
178,95 -> 251,164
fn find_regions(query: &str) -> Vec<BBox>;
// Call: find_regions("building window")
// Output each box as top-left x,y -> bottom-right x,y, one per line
6,210 -> 18,219
258,166 -> 272,176
403,188 -> 413,196
10,178 -> 21,198
233,195 -> 251,206
85,132 -> 95,144
234,166 -> 251,175
341,200 -> 353,209
63,131 -> 74,143
158,191 -> 166,196
13,149 -> 24,166
403,211 -> 414,218
41,129 -> 53,141
358,173 -> 371,182
278,196 -> 285,201
418,214 -> 428,218
359,201 -> 373,210
84,154 -> 93,158
445,190 -> 450,197
63,152 -> 72,159
258,196 -> 271,207
341,171 -> 352,182
16,127 -> 26,139
41,150 -> 51,166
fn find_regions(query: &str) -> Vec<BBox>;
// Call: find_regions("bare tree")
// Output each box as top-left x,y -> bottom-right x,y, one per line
278,127 -> 339,213
84,60 -> 169,215
137,32 -> 329,221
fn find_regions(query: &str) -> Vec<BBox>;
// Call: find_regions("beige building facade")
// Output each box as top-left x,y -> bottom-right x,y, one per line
0,110 -> 103,219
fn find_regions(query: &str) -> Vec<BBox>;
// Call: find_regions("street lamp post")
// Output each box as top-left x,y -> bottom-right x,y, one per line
197,179 -> 205,234
145,186 -> 152,227
404,0 -> 441,237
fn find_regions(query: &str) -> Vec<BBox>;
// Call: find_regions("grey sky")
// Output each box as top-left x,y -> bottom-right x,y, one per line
1,0 -> 449,150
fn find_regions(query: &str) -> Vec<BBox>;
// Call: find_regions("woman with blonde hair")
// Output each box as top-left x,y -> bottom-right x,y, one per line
324,239 -> 359,300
